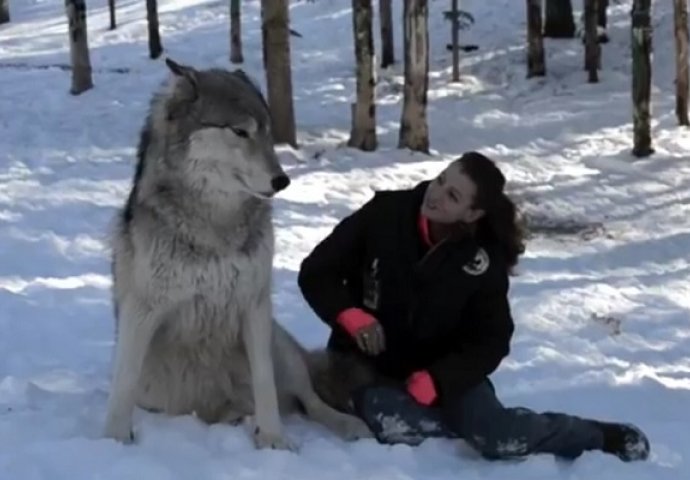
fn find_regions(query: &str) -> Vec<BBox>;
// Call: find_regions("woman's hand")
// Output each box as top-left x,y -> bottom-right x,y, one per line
353,320 -> 386,355
336,308 -> 386,355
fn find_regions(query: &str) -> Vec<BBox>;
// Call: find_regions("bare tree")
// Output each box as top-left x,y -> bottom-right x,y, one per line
147,0 -> 163,59
108,0 -> 116,30
450,0 -> 460,82
230,0 -> 243,64
348,0 -> 377,151
631,0 -> 654,156
379,0 -> 394,68
584,0 -> 600,82
65,0 -> 93,95
674,0 -> 689,126
544,0 -> 575,38
261,0 -> 297,147
0,0 -> 9,24
526,0 -> 545,77
399,0 -> 429,153
598,0 -> 609,29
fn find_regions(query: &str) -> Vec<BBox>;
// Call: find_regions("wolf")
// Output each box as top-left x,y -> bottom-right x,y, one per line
103,58 -> 371,450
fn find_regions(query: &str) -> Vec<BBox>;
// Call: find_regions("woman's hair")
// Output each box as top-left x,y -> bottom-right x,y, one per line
455,151 -> 526,273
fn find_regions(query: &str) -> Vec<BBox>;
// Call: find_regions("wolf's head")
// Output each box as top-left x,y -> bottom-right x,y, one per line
153,58 -> 290,200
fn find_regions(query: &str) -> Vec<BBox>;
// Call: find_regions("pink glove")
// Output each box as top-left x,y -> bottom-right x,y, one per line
407,370 -> 438,406
336,307 -> 377,337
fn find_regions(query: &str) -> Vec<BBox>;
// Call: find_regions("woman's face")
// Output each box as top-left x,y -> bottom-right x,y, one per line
421,164 -> 485,224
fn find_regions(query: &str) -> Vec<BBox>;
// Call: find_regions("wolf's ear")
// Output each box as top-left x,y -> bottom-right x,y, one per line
165,58 -> 199,102
165,58 -> 198,117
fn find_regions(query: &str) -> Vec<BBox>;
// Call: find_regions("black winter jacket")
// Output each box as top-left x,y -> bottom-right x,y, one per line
297,181 -> 515,400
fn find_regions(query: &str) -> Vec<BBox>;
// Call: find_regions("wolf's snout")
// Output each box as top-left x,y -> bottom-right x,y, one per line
271,175 -> 290,193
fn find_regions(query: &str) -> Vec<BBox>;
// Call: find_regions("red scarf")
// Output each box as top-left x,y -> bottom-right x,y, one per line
418,212 -> 433,247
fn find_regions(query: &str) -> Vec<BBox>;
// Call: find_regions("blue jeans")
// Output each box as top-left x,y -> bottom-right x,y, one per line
352,380 -> 604,460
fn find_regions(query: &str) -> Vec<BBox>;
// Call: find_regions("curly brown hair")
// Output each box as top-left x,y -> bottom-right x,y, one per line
455,151 -> 526,273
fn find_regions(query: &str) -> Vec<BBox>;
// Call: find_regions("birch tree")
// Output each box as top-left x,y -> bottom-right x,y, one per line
348,0 -> 377,151
0,0 -> 9,24
584,0 -> 600,83
147,0 -> 163,59
398,0 -> 429,153
674,0 -> 689,126
261,0 -> 297,147
379,0 -> 394,68
230,0 -> 243,64
631,0 -> 654,156
544,0 -> 575,38
108,0 -> 116,30
526,0 -> 545,77
65,0 -> 93,95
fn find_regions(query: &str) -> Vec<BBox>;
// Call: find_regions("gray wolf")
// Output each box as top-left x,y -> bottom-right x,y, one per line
103,58 -> 371,450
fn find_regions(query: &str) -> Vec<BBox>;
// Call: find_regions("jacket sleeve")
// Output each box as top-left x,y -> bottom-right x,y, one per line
297,194 -> 377,327
427,265 -> 514,399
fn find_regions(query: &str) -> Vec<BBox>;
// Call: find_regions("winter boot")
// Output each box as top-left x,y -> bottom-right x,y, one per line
590,421 -> 650,462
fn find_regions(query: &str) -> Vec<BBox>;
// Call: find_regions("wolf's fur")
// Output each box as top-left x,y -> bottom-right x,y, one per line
103,59 -> 371,450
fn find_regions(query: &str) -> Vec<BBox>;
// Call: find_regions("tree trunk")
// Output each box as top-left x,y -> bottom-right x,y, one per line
674,0 -> 689,126
65,0 -> 93,95
230,0 -> 243,64
146,0 -> 163,59
598,0 -> 608,29
543,0 -> 575,38
379,0 -> 394,68
348,0 -> 377,151
398,0 -> 429,153
584,0 -> 600,82
631,0 -> 654,157
526,0 -> 546,77
261,0 -> 297,147
108,0 -> 116,30
451,0 -> 460,82
0,0 -> 9,24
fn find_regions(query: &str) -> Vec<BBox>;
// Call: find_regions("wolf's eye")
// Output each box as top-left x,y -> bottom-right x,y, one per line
231,127 -> 250,139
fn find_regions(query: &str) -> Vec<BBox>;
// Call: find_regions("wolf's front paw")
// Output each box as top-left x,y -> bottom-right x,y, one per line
104,416 -> 135,444
338,415 -> 374,441
252,427 -> 297,452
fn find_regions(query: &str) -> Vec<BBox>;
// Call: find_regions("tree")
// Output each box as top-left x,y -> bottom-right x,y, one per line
631,0 -> 654,156
65,0 -> 93,95
147,0 -> 163,59
598,0 -> 609,29
379,0 -> 394,68
261,0 -> 297,147
543,0 -> 575,38
109,0 -> 116,30
0,0 -> 9,24
230,0 -> 243,64
674,0 -> 689,126
348,0 -> 377,151
526,0 -> 545,77
398,0 -> 429,153
584,0 -> 600,82
450,0 -> 461,82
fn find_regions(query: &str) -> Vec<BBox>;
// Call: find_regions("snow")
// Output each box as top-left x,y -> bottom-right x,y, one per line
1,0 -> 689,478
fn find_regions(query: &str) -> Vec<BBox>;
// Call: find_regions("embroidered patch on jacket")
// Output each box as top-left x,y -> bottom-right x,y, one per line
463,248 -> 490,275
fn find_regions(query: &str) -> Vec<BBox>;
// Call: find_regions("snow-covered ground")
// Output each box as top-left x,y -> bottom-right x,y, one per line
1,0 -> 688,478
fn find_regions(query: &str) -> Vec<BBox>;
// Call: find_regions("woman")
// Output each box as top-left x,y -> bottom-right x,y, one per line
297,152 -> 649,462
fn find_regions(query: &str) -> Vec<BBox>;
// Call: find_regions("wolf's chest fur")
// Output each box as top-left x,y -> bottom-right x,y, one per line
133,223 -> 273,348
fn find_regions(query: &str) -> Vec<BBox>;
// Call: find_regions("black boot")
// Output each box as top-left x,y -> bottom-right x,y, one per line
591,421 -> 650,462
